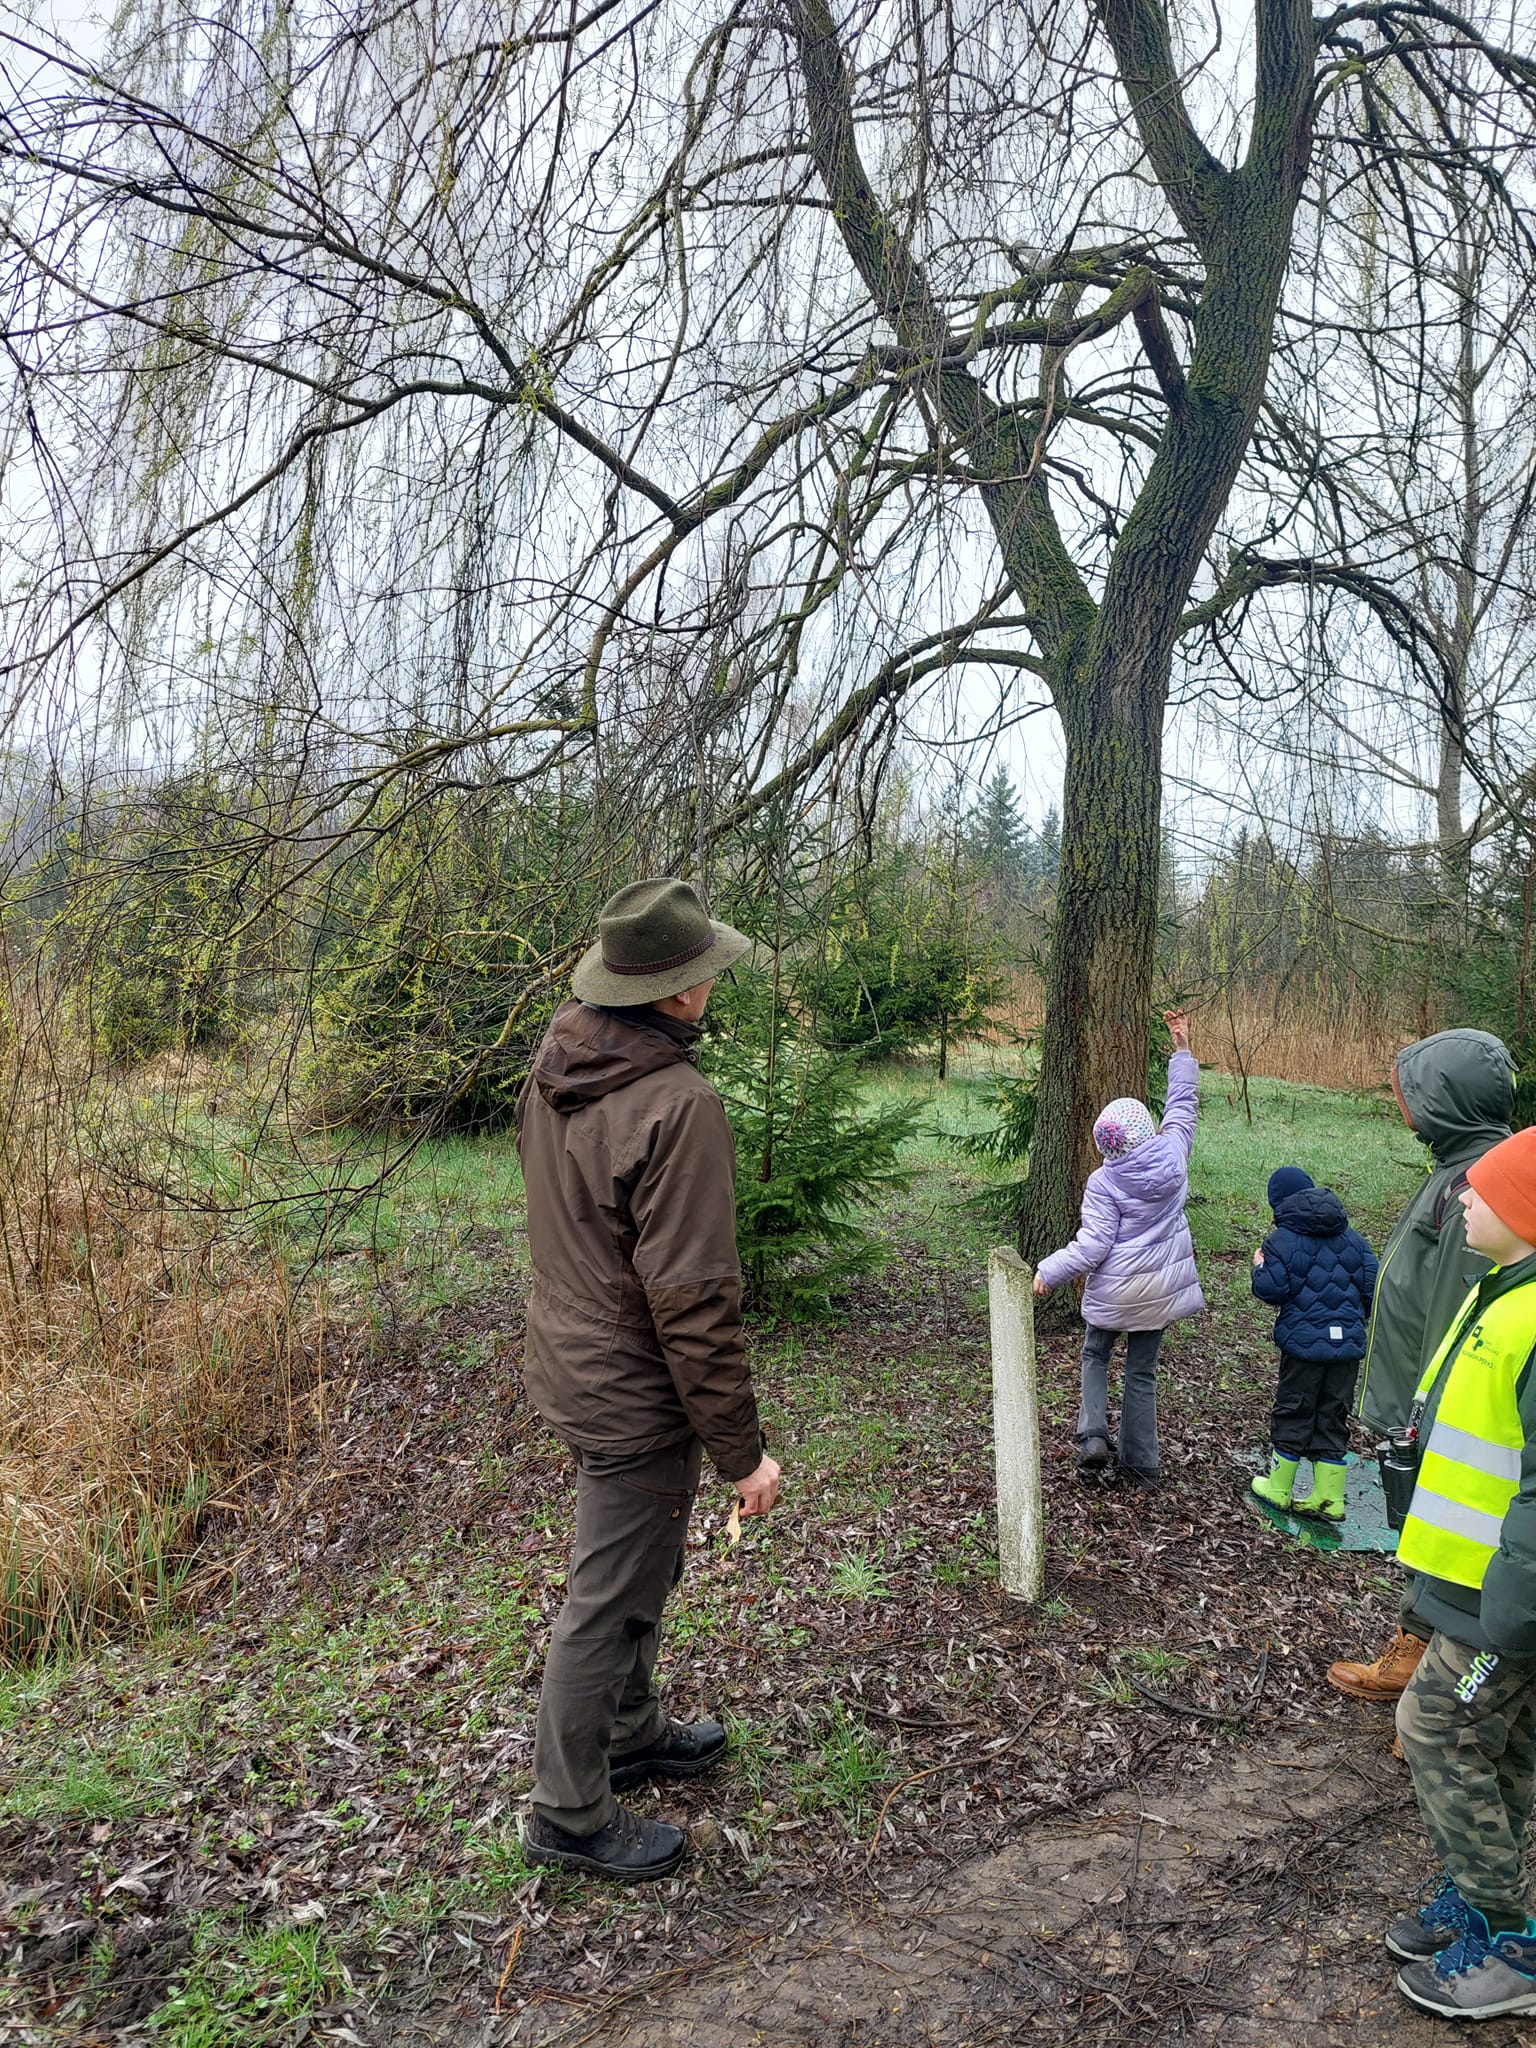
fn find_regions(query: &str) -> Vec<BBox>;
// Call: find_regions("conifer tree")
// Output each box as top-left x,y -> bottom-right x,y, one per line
967,770 -> 1027,894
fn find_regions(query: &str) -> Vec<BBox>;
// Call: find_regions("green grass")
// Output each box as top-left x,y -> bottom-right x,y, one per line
124,1075 -> 530,1316
1126,1645 -> 1192,1678
0,1533 -> 569,1833
829,1549 -> 893,1601
857,1058 -> 1422,1266
933,1510 -> 1000,1586
149,1916 -> 346,2045
0,1683 -> 195,1820
792,1705 -> 892,1826
0,1659 -> 74,1732
1087,1672 -> 1137,1706
159,1037 -> 1417,1336
121,1040 -> 1419,1328
1186,1071 -> 1421,1255
722,1712 -> 781,1804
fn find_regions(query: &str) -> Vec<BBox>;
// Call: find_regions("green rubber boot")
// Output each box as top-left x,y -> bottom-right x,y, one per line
1294,1459 -> 1348,1522
1250,1451 -> 1300,1509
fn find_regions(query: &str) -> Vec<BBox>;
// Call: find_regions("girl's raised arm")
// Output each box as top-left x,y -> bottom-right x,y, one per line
1159,1011 -> 1199,1161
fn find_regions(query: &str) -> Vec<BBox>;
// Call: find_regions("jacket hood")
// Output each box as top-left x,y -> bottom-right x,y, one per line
1105,1131 -> 1186,1202
1274,1186 -> 1348,1236
532,1000 -> 700,1113
1395,1028 -> 1516,1168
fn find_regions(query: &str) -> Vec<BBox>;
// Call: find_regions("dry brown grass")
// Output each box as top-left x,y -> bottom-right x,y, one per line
992,976 -> 1409,1092
0,1026 -> 316,1661
1188,989 -> 1409,1092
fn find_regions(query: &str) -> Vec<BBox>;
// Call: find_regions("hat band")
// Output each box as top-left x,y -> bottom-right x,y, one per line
601,932 -> 714,977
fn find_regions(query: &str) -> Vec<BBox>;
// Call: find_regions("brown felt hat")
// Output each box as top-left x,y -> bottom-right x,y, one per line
572,877 -> 753,1006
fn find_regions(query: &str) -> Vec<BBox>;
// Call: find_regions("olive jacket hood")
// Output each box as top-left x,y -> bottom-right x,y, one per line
515,1001 -> 762,1480
1358,1028 -> 1516,1434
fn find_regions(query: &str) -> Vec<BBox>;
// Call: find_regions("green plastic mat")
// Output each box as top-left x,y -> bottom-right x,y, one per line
1244,1449 -> 1401,1554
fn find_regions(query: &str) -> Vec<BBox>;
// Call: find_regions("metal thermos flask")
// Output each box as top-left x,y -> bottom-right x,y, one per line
1375,1428 -> 1420,1532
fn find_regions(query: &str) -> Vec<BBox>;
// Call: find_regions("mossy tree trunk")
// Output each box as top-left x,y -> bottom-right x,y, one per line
790,0 -> 1315,1256
1026,695 -> 1165,1247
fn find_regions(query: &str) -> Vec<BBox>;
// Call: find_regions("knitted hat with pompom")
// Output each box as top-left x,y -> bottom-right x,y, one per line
1093,1098 -> 1157,1159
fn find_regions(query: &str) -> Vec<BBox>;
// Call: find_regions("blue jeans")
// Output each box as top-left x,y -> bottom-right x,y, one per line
1077,1325 -> 1164,1477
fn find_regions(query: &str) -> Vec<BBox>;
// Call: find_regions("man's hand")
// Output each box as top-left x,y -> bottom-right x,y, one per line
1163,1008 -> 1191,1053
1032,1273 -> 1051,1297
1253,1246 -> 1264,1267
735,1454 -> 781,1517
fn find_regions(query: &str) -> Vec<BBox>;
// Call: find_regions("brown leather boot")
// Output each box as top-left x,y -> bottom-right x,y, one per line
1326,1628 -> 1426,1700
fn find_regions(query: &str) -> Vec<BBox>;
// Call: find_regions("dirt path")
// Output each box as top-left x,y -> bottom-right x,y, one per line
433,1724 -> 1535,2048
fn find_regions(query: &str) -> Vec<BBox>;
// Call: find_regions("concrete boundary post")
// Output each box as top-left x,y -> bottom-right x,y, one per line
988,1246 -> 1043,1602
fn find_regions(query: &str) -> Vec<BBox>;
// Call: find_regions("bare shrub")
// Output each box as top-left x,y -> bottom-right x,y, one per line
1188,991 -> 1406,1095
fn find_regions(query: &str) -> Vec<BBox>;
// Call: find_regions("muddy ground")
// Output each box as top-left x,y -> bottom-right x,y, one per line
485,1728 -> 1490,2048
4,1222 -> 1530,2047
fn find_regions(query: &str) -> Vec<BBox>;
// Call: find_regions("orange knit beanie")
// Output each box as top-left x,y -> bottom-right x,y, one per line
1467,1128 -> 1536,1251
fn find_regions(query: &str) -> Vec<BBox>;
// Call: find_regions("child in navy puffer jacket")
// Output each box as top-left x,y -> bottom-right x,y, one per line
1250,1167 -> 1379,1521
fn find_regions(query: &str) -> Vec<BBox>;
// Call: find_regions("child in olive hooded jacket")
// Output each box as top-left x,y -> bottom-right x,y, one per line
1329,1028 -> 1516,1703
1358,1028 -> 1516,1434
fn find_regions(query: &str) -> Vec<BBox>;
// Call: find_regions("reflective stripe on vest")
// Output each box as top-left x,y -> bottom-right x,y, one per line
1396,1276 -> 1536,1589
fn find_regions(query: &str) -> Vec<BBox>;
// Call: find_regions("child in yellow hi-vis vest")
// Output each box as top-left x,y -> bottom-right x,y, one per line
1386,1126 -> 1536,2021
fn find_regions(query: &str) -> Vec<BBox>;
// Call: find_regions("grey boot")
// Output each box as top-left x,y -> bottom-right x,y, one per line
1384,1875 -> 1470,1962
1396,1913 -> 1536,2019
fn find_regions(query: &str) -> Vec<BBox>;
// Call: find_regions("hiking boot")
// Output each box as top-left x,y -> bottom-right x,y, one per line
524,1803 -> 686,1882
1386,1874 -> 1472,1962
1294,1459 -> 1347,1522
1250,1451 -> 1300,1509
1076,1435 -> 1112,1475
1118,1465 -> 1162,1490
610,1718 -> 727,1792
1396,1908 -> 1536,2019
1326,1627 -> 1425,1700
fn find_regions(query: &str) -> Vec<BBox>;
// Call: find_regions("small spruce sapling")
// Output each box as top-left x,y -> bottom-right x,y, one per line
704,978 -> 918,1312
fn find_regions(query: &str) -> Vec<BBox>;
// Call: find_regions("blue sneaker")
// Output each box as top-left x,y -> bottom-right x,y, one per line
1396,1906 -> 1536,2019
1384,1873 -> 1472,1961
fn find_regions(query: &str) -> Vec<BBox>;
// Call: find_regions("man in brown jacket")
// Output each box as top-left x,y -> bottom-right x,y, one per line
517,877 -> 782,1880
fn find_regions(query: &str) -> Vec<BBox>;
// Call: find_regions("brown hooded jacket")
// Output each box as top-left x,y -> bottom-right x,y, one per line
514,1000 -> 762,1479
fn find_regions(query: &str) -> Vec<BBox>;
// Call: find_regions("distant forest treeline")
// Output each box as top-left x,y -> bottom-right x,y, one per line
5,750 -> 1530,1130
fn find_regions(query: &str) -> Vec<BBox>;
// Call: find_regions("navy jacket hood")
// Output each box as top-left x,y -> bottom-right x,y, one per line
1273,1187 -> 1349,1236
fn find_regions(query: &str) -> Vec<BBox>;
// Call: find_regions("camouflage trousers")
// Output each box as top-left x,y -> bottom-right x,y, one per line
1397,1629 -> 1536,1932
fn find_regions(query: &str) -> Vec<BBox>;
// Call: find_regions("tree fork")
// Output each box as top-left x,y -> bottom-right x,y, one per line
1013,0 -> 1314,1249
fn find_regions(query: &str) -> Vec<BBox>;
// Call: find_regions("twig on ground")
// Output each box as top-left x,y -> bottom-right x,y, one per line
837,1694 -> 969,1731
1126,1675 -> 1242,1724
494,1925 -> 523,2013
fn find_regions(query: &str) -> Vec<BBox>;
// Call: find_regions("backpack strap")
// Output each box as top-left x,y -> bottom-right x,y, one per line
1434,1169 -> 1472,1234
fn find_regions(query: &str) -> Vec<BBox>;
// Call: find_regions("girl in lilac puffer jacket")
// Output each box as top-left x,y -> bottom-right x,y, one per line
1033,1010 -> 1206,1485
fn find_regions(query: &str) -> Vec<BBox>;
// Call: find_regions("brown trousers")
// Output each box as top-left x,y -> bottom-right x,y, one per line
530,1436 -> 703,1835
